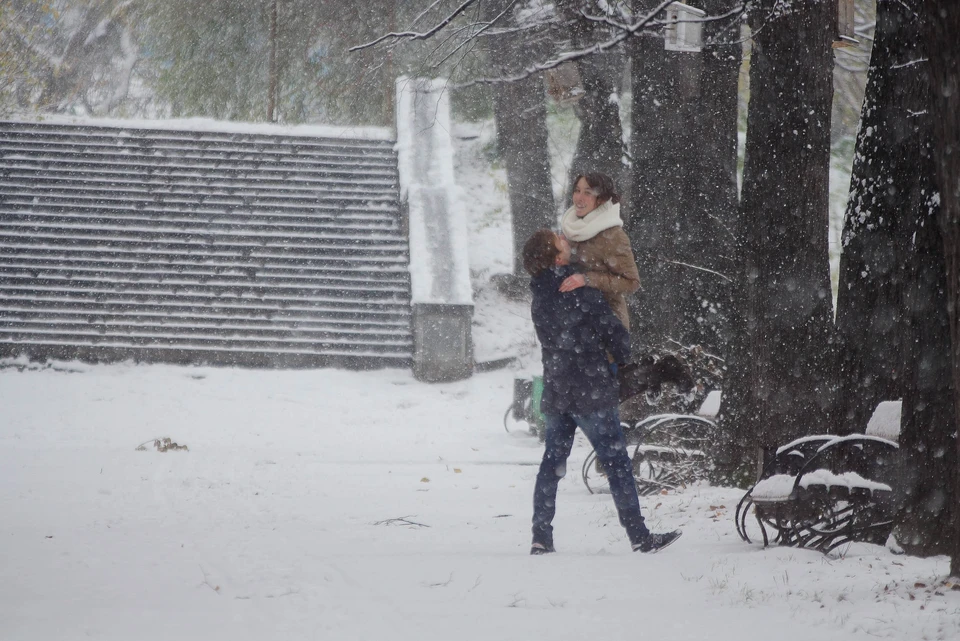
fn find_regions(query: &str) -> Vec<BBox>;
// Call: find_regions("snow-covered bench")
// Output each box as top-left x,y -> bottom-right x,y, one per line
735,401 -> 901,553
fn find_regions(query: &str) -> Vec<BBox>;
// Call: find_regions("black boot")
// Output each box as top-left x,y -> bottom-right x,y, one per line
633,530 -> 682,553
530,542 -> 556,555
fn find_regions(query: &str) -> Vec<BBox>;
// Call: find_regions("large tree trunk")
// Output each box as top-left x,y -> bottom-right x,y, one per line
679,0 -> 742,356
483,1 -> 556,275
897,166 -> 956,556
835,0 -> 955,557
721,0 -> 836,458
923,0 -> 960,576
834,2 -> 942,434
627,0 -> 741,356
628,4 -> 678,350
833,0 -> 915,434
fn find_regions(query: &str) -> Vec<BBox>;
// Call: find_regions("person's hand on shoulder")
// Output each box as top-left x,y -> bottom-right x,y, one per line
559,273 -> 586,292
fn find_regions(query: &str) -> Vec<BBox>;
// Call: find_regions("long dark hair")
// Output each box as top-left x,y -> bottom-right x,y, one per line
572,173 -> 620,205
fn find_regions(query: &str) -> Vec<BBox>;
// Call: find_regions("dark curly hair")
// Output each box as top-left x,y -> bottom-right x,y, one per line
522,229 -> 561,276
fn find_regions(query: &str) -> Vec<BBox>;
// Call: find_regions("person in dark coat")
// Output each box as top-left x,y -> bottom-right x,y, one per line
522,229 -> 681,555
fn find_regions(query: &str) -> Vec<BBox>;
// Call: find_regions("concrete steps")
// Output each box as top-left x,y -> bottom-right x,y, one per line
0,120 -> 412,368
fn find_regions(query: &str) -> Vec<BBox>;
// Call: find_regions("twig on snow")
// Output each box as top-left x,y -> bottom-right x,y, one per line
199,565 -> 220,594
373,515 -> 431,528
427,572 -> 454,587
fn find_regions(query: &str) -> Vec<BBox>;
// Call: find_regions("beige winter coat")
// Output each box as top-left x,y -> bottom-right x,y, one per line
560,201 -> 640,330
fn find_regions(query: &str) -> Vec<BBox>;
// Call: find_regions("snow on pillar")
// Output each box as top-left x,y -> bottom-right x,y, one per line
396,77 -> 474,382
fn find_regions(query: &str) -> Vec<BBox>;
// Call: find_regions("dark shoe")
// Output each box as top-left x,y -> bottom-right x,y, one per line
633,530 -> 682,553
530,542 -> 556,555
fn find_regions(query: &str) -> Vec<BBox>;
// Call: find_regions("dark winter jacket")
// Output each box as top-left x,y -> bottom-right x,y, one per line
531,265 -> 631,415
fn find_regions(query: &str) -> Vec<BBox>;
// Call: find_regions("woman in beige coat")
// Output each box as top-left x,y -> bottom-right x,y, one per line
558,173 -> 640,330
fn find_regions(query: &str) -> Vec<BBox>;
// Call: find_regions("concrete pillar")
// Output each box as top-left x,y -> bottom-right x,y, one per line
396,77 -> 474,382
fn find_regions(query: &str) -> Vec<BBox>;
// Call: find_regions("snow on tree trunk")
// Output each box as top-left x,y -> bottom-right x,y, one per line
835,0 -> 929,436
721,0 -> 837,456
835,0 -> 956,557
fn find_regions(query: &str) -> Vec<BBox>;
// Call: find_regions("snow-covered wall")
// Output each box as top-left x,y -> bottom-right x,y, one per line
396,77 -> 473,306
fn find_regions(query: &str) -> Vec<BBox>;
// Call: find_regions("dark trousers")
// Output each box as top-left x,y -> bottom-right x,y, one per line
532,409 -> 650,547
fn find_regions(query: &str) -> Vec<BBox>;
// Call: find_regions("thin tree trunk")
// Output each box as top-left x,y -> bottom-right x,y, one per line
721,0 -> 837,457
483,1 -> 556,275
383,0 -> 397,127
493,79 -> 556,275
267,0 -> 278,122
558,1 -> 625,186
923,0 -> 960,576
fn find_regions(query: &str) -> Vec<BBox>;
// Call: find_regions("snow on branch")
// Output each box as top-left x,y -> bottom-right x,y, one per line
412,0 -> 451,27
577,8 -> 633,32
350,0 -> 483,51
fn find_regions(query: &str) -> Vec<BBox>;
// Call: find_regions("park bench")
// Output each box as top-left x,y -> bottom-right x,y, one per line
734,401 -> 901,553
582,390 -> 720,496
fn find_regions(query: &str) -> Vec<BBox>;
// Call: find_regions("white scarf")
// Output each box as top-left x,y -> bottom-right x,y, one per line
559,199 -> 623,242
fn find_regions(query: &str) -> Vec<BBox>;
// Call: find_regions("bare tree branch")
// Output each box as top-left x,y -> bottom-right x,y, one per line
412,0 -> 449,27
449,0 -> 674,88
353,0 -> 745,89
350,0 -> 480,51
430,0 -> 524,70
577,9 -> 632,33
580,3 -> 747,47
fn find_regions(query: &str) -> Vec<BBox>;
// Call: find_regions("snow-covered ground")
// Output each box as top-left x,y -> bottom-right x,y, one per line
2,361 -> 958,641
2,115 -> 959,640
